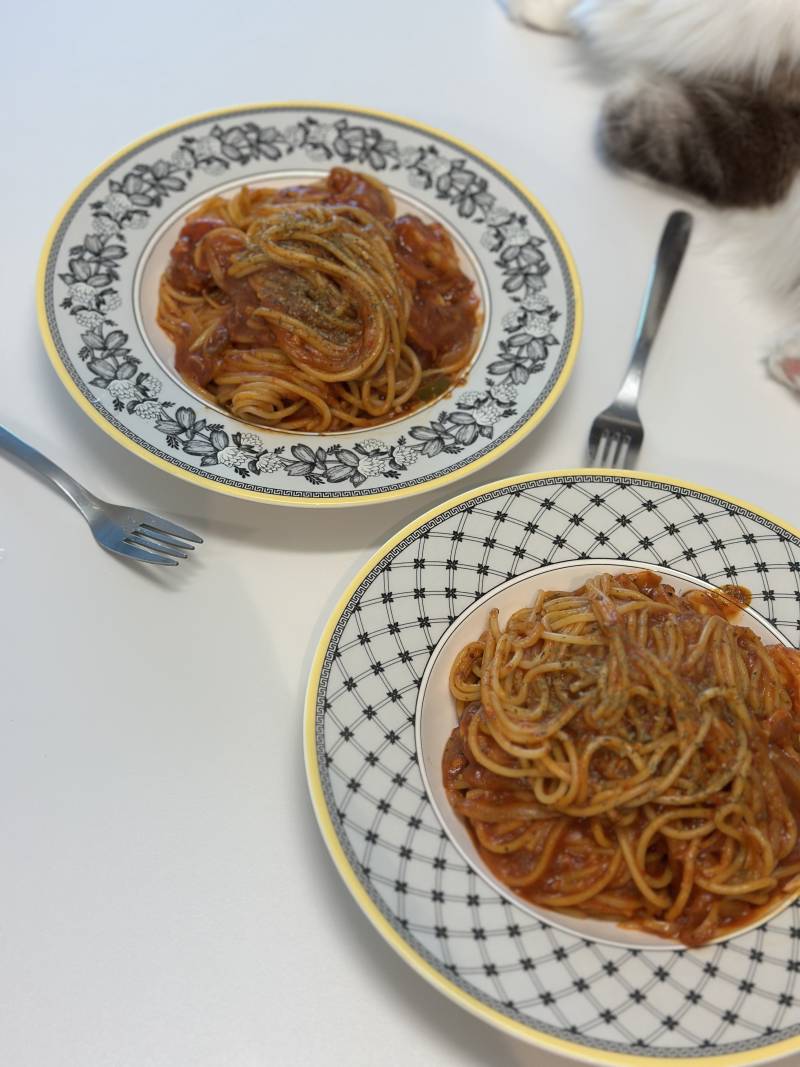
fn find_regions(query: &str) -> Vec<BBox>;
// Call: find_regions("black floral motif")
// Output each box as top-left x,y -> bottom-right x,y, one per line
90,159 -> 189,232
62,232 -> 126,287
499,239 -> 549,296
435,159 -> 494,219
285,117 -> 400,169
59,114 -> 562,488
59,232 -> 127,326
490,336 -> 550,386
404,146 -> 497,222
177,122 -> 290,174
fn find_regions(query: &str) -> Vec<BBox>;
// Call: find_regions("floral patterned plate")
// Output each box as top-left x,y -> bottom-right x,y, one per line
305,470 -> 800,1064
37,103 -> 581,507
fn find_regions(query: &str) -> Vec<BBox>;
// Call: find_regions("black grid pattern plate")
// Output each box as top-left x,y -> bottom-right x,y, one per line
305,471 -> 800,1066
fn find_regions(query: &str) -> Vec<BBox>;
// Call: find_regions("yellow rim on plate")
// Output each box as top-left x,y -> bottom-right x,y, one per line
36,101 -> 583,507
304,468 -> 800,1065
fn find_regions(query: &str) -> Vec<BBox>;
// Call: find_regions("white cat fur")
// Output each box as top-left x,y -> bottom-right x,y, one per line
508,0 -> 800,385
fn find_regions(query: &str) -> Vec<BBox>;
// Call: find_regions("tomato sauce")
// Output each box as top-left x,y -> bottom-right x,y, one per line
163,167 -> 480,392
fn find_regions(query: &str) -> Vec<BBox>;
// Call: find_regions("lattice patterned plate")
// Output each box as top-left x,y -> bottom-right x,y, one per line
305,471 -> 800,1065
37,103 -> 581,507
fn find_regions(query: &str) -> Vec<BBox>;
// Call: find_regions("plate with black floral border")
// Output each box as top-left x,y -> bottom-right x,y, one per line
305,469 -> 800,1065
37,102 -> 582,507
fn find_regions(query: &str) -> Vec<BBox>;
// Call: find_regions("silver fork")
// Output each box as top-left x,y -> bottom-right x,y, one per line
587,210 -> 693,469
0,424 -> 202,566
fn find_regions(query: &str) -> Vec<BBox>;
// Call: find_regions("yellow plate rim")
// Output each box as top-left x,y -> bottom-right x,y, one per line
304,467 -> 800,1065
36,100 -> 583,508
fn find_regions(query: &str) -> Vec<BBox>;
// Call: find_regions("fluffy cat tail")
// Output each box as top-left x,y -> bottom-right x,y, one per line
600,74 -> 800,209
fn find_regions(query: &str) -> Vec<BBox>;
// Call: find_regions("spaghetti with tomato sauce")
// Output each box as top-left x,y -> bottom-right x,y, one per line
443,571 -> 800,946
157,167 -> 481,432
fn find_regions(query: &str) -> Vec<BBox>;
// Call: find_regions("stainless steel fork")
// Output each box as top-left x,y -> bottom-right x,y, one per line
0,424 -> 202,566
586,210 -> 693,469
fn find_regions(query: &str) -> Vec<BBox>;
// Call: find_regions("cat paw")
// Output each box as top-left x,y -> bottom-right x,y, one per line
767,330 -> 800,394
506,0 -> 576,34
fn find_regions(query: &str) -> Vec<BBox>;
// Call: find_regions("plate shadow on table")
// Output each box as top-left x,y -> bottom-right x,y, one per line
33,319 -> 580,553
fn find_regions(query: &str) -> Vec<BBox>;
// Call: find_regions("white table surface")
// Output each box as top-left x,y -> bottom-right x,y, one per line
3,2 -> 799,1064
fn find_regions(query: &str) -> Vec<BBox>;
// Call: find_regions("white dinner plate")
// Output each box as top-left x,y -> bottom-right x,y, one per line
38,103 -> 581,507
306,470 -> 800,1065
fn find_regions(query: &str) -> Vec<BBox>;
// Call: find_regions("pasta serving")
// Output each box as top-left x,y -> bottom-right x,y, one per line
157,167 -> 481,432
443,570 -> 800,946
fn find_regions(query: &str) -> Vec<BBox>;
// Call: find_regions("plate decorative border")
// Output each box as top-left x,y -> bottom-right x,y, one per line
305,470 -> 800,1065
37,102 -> 582,507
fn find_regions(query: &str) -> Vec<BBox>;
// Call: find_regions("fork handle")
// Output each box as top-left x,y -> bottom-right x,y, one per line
0,424 -> 99,516
616,210 -> 693,408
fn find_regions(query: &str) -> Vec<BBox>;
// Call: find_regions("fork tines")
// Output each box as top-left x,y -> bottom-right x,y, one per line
587,428 -> 635,470
120,514 -> 203,566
